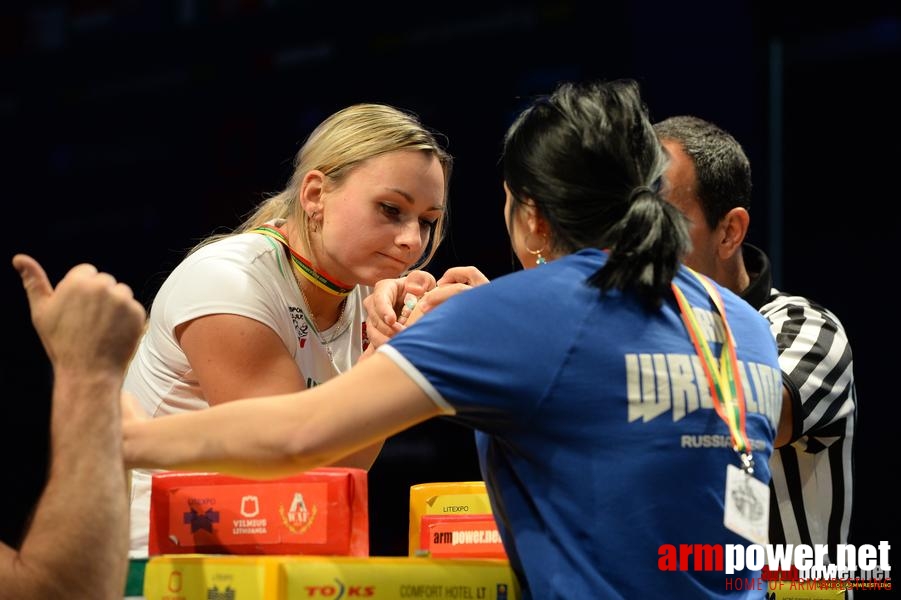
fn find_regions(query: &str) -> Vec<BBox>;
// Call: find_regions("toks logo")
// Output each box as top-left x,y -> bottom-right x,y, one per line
301,579 -> 375,597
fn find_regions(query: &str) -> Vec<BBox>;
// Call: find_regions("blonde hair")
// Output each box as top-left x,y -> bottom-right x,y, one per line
199,103 -> 452,269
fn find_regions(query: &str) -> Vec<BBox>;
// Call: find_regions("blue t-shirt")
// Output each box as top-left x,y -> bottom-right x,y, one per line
382,248 -> 780,599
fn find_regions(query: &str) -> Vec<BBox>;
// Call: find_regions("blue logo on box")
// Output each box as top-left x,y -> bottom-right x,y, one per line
184,507 -> 220,533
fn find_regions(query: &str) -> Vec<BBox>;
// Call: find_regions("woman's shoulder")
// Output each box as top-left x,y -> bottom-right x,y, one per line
164,233 -> 282,288
193,231 -> 273,255
181,233 -> 277,266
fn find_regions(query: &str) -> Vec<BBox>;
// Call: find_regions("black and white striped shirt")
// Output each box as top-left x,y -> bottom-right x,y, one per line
742,245 -> 855,562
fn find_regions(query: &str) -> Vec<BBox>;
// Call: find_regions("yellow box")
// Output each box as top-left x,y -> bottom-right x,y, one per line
409,482 -> 497,557
281,556 -> 519,599
143,554 -> 520,599
143,554 -> 282,600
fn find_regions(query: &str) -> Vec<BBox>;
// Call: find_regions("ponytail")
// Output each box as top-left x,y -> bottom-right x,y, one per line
589,186 -> 690,309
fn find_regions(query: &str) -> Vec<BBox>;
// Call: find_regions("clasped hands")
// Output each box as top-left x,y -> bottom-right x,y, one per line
363,266 -> 489,349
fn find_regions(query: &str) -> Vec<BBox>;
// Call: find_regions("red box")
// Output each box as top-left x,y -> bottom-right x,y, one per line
419,514 -> 507,559
148,468 -> 368,556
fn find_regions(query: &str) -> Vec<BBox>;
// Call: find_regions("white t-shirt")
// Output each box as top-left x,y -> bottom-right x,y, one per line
125,230 -> 370,557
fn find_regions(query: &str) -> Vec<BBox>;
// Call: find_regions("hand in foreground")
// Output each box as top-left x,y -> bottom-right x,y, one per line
13,254 -> 146,375
364,270 -> 437,347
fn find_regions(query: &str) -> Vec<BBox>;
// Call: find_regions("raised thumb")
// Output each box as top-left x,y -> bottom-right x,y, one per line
12,254 -> 53,311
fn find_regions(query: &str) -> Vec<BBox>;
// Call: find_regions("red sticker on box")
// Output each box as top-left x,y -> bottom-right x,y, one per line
171,482 -> 330,546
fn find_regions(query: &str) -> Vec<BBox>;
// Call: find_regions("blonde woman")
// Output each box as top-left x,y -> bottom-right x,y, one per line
124,103 -> 452,558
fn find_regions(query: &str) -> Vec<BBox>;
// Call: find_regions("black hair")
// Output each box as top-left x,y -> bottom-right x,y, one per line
653,115 -> 752,229
502,79 -> 690,309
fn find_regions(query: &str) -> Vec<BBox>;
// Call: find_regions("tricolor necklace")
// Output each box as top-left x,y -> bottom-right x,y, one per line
251,225 -> 353,297
251,225 -> 352,364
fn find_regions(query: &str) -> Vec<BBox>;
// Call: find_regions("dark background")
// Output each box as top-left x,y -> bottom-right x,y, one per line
1,0 -> 897,588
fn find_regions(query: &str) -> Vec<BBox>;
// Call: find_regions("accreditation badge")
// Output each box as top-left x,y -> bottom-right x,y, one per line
723,464 -> 770,545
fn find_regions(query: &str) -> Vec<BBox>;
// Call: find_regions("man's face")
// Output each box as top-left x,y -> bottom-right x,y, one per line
660,139 -> 720,277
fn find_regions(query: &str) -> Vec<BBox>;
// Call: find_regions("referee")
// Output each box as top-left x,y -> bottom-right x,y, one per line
654,115 -> 856,571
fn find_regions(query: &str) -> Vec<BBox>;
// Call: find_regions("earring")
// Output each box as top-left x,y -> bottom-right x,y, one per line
525,237 -> 547,266
309,211 -> 321,233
